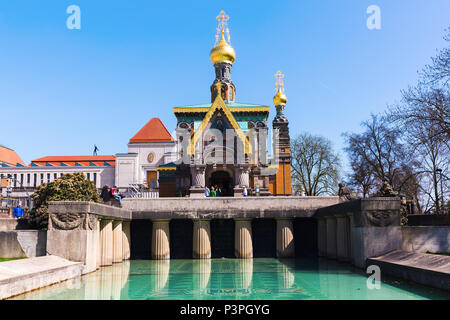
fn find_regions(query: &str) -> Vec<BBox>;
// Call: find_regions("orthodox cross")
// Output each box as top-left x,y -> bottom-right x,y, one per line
275,70 -> 285,92
215,10 -> 231,43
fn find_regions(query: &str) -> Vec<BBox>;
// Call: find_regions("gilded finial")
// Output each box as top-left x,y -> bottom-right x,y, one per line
215,10 -> 231,44
210,10 -> 236,64
273,71 -> 287,106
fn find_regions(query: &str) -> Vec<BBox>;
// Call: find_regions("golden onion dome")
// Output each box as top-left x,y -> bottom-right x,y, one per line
273,87 -> 287,106
210,31 -> 236,64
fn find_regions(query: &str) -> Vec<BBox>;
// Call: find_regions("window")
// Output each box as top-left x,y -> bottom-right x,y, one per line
20,174 -> 23,186
34,174 -> 37,187
54,173 -> 57,180
13,174 -> 17,187
87,173 -> 90,181
47,173 -> 50,182
93,173 -> 97,186
27,174 -> 30,185
40,174 -> 44,185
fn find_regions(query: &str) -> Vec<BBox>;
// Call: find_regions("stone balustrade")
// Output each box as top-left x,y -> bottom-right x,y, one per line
47,201 -> 132,274
314,197 -> 402,268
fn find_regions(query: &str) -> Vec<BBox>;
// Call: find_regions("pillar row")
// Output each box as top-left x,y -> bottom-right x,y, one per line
100,218 -> 113,266
112,220 -> 123,263
193,219 -> 211,259
152,219 -> 170,260
276,218 -> 295,258
234,218 -> 253,259
122,220 -> 131,260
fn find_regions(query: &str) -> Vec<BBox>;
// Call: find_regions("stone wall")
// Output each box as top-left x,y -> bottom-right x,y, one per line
402,226 -> 450,253
0,231 -> 46,258
407,214 -> 450,226
47,201 -> 132,274
315,197 -> 402,268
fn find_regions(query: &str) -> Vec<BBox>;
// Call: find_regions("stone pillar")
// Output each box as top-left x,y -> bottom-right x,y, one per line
276,218 -> 295,258
336,214 -> 350,261
122,220 -> 131,260
317,217 -> 327,257
152,219 -> 170,260
346,213 -> 354,264
193,219 -> 211,259
235,164 -> 250,187
190,165 -> 206,198
112,220 -> 123,263
325,216 -> 337,259
234,218 -> 253,258
100,218 -> 113,266
96,218 -> 101,269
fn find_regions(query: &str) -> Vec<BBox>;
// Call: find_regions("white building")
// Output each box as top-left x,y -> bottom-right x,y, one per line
0,118 -> 176,208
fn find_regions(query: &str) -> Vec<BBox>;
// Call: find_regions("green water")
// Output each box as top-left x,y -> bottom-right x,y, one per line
9,258 -> 450,300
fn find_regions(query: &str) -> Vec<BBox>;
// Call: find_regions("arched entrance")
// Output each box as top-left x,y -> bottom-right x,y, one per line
208,171 -> 233,196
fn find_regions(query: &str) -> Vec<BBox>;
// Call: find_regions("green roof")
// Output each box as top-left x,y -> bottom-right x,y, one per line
158,162 -> 176,168
174,102 -> 269,109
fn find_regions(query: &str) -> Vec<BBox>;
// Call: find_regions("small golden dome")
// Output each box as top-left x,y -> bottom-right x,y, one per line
210,32 -> 236,64
273,87 -> 287,106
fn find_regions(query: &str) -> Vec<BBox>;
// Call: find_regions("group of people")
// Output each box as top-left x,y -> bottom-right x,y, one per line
204,185 -> 248,197
100,185 -> 123,207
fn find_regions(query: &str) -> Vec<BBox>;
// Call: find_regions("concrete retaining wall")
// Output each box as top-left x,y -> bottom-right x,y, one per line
402,226 -> 450,253
0,231 -> 46,258
0,255 -> 83,299
367,250 -> 450,292
0,218 -> 33,231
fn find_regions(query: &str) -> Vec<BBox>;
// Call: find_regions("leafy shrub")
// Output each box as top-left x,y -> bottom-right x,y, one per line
30,173 -> 100,229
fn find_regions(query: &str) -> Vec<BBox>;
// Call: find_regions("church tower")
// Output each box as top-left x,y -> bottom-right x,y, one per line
209,10 -> 236,103
272,71 -> 292,195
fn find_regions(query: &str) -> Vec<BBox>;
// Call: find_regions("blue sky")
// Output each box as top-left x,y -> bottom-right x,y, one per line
0,0 -> 449,176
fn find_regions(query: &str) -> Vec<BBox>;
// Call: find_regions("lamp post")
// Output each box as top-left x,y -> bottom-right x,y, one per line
6,185 -> 12,217
436,168 -> 444,214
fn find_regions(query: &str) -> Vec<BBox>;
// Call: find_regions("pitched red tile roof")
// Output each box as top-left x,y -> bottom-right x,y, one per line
0,145 -> 25,166
30,155 -> 115,167
129,118 -> 175,144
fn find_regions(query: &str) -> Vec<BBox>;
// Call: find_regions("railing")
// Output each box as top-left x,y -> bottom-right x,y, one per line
127,184 -> 159,199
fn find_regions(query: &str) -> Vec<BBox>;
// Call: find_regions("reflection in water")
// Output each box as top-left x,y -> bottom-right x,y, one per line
151,260 -> 170,292
9,258 -> 450,300
235,259 -> 253,290
192,259 -> 211,292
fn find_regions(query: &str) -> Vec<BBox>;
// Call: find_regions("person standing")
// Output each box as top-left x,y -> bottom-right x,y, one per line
204,186 -> 210,197
13,203 -> 24,219
242,186 -> 248,197
210,186 -> 216,198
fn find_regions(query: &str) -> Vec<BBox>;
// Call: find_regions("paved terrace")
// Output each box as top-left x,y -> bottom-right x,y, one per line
123,196 -> 340,219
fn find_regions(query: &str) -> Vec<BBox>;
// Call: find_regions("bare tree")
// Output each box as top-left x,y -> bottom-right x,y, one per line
420,28 -> 450,87
390,28 -> 450,146
387,28 -> 450,213
291,133 -> 340,196
343,114 -> 408,191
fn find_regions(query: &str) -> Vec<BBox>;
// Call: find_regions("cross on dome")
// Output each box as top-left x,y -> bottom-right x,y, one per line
215,10 -> 231,44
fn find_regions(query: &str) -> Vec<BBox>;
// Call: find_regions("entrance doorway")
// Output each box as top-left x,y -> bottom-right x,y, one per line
209,171 -> 233,196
